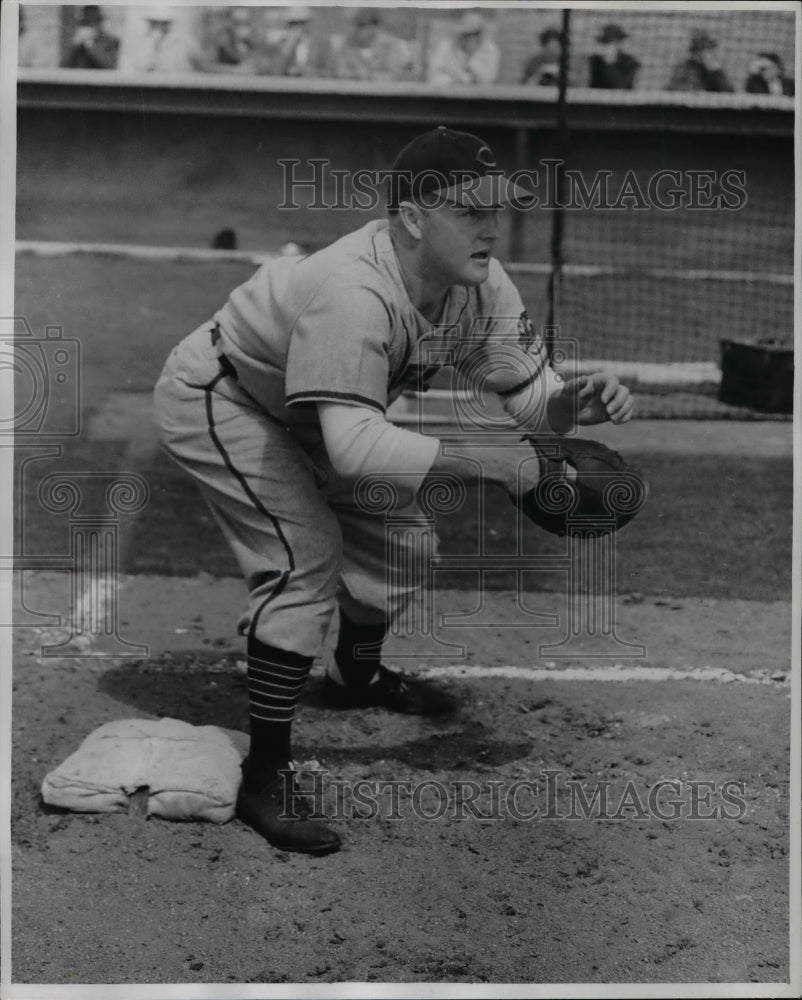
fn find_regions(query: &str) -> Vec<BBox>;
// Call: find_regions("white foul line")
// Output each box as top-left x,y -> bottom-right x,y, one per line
417,664 -> 789,687
15,239 -> 794,286
48,654 -> 787,688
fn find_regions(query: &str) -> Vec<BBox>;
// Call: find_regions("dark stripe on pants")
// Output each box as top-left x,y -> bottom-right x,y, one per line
202,374 -> 294,639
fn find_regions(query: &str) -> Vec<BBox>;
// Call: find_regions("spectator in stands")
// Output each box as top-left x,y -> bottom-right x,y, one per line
589,23 -> 639,90
118,6 -> 206,74
429,11 -> 500,86
330,8 -> 419,81
64,5 -> 119,69
520,27 -> 563,86
667,30 -> 734,93
258,7 -> 330,77
204,6 -> 260,74
18,7 -> 50,67
745,52 -> 794,96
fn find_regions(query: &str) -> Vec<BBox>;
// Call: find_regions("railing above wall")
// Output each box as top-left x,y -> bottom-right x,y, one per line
16,69 -> 795,136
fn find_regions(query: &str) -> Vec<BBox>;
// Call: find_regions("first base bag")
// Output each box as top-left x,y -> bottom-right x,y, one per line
41,717 -> 243,823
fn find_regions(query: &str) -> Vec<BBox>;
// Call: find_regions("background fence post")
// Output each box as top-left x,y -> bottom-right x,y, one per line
546,7 -> 571,358
508,126 -> 530,262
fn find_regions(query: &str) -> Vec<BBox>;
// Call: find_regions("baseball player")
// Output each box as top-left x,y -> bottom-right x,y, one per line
154,127 -> 633,856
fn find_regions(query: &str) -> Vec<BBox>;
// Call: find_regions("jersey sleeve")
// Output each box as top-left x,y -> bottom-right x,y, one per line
285,282 -> 393,413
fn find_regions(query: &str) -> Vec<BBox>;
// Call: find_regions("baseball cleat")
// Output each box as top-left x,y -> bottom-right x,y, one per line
236,769 -> 341,856
323,664 -> 458,716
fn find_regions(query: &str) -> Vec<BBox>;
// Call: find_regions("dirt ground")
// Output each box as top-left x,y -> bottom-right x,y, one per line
10,572 -> 792,989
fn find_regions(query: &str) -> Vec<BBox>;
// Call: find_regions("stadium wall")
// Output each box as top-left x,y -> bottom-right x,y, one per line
15,95 -> 793,267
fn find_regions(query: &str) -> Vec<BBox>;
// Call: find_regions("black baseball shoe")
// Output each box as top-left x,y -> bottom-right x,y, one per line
236,767 -> 341,856
323,664 -> 458,716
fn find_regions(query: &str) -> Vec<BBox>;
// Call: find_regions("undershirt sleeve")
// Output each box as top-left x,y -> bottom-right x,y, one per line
455,260 -> 562,433
317,402 -> 440,494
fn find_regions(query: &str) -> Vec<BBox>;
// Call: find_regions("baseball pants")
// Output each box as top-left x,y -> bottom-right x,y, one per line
153,322 -> 435,658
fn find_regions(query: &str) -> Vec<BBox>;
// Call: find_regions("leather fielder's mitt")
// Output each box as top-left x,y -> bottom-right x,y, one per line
513,437 -> 648,536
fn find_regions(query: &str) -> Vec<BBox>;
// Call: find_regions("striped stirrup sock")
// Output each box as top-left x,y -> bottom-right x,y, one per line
244,638 -> 314,786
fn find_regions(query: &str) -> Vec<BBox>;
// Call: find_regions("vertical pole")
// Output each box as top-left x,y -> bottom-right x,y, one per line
546,8 -> 571,357
507,126 -> 529,262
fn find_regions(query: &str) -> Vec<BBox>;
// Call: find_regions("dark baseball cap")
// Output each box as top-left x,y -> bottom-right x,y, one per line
387,126 -> 533,210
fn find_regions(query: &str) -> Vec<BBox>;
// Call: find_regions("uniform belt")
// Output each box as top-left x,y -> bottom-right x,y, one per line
210,323 -> 238,380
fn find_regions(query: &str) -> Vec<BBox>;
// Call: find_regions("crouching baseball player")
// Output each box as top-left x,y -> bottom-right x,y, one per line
153,127 -> 635,856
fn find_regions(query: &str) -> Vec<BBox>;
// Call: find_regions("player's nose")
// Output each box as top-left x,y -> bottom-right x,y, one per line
480,211 -> 501,240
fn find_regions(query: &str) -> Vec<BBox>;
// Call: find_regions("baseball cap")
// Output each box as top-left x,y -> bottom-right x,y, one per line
387,126 -> 533,211
456,12 -> 485,36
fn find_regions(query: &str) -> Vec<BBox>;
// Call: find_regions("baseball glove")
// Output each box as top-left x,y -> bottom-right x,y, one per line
513,436 -> 648,536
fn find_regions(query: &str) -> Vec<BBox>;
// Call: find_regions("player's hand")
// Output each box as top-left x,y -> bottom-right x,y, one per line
561,372 -> 634,426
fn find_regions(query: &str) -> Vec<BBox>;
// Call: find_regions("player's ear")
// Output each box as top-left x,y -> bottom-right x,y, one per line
397,201 -> 424,241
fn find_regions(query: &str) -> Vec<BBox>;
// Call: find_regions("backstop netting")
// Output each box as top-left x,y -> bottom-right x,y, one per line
508,7 -> 795,418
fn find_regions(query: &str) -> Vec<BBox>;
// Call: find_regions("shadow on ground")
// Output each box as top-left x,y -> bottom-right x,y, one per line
97,652 -> 532,770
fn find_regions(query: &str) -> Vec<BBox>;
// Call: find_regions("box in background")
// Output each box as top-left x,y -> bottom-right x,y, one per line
719,338 -> 794,414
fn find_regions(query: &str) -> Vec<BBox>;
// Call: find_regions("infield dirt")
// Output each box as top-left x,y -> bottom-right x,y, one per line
11,574 -> 791,986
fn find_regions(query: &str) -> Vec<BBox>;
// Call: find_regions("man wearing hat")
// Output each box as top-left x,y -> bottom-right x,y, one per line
745,51 -> 794,96
154,126 -> 634,856
117,6 -> 206,73
429,11 -> 500,86
257,7 -> 330,77
64,5 -> 119,70
521,27 -> 563,86
667,29 -> 734,92
330,7 -> 419,81
202,7 -> 258,73
589,23 -> 640,90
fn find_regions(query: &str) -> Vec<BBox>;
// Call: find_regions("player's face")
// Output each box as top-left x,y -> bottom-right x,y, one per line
417,201 -> 501,288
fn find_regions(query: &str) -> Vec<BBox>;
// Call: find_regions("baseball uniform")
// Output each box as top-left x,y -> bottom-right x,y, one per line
154,218 -> 552,657
151,125 -> 602,856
